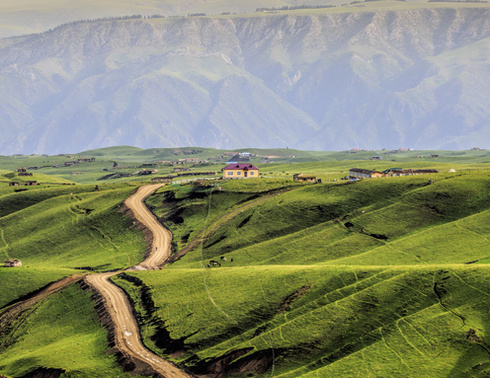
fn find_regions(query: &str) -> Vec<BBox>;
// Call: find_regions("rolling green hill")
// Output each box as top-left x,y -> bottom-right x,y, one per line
111,169 -> 490,376
0,180 -> 150,378
0,183 -> 145,271
1,155 -> 489,377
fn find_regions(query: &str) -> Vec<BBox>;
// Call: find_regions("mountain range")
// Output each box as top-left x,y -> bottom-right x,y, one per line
0,3 -> 489,154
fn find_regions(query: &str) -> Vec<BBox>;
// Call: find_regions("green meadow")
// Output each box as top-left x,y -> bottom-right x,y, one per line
115,165 -> 490,376
1,148 -> 489,377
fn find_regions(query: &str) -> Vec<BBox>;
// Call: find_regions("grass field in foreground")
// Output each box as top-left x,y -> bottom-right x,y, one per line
0,283 -> 141,378
0,180 -> 151,377
118,265 -> 490,377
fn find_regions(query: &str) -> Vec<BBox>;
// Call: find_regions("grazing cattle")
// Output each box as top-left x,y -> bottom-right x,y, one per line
209,260 -> 221,267
220,256 -> 227,261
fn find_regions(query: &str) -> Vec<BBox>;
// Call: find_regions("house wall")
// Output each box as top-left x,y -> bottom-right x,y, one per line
223,169 -> 259,179
349,170 -> 383,179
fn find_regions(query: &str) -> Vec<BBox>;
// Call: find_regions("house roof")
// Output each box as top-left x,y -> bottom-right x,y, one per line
349,168 -> 380,175
223,164 -> 259,171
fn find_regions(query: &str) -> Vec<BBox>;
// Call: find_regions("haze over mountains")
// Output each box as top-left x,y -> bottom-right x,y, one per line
0,3 -> 489,154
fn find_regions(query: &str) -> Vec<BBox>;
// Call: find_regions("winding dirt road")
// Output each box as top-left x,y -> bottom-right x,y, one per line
125,184 -> 173,269
86,184 -> 191,378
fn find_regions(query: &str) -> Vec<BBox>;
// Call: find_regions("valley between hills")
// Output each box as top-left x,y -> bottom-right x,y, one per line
0,146 -> 489,377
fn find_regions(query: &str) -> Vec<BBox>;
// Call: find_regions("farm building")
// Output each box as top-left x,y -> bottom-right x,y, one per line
151,177 -> 173,183
4,259 -> 22,267
349,168 -> 384,179
382,168 -> 439,177
223,164 -> 259,179
226,154 -> 250,164
349,168 -> 438,179
293,174 -> 318,183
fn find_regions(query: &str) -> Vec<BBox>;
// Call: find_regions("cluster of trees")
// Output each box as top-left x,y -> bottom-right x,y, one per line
47,14 -> 169,33
255,4 -> 334,12
428,0 -> 487,2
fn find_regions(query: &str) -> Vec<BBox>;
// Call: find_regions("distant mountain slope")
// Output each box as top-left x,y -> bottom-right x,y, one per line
0,6 -> 489,154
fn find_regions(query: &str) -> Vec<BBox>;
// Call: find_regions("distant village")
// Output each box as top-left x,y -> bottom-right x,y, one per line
3,147 -> 447,188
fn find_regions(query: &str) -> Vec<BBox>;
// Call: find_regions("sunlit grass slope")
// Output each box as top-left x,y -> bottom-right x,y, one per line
0,283 -> 138,378
118,266 -> 490,377
151,171 -> 489,268
0,169 -> 72,185
112,169 -> 490,376
0,183 -> 145,270
0,268 -> 73,309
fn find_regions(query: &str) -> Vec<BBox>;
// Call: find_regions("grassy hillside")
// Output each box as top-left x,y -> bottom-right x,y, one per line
148,171 -> 489,267
115,265 -> 490,377
0,180 -> 151,377
111,168 -> 490,376
0,268 -> 73,309
0,182 -> 146,270
0,154 -> 488,377
0,283 -> 139,378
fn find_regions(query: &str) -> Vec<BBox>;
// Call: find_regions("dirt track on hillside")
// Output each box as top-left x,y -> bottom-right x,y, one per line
125,184 -> 173,270
86,184 -> 191,378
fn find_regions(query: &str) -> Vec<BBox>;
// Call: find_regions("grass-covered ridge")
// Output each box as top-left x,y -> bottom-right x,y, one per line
110,168 -> 490,376
118,266 -> 490,377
